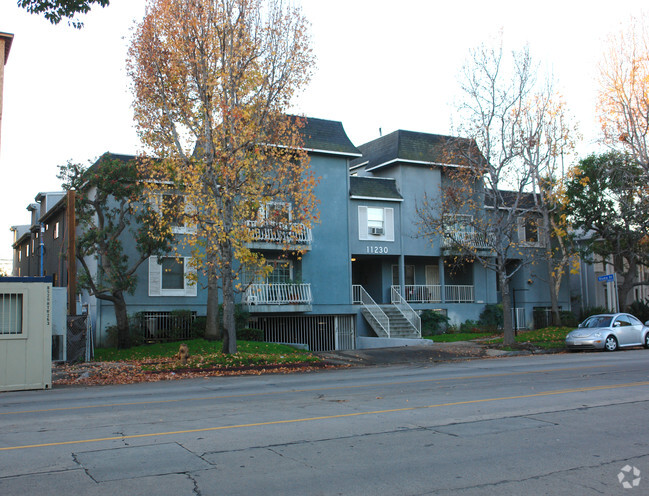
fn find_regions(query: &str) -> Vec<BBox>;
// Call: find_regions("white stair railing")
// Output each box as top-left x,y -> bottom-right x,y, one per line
391,287 -> 422,338
352,285 -> 390,338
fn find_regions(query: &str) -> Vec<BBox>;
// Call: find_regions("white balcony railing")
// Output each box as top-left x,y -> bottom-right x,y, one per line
390,285 -> 474,303
445,285 -> 474,303
442,230 -> 494,250
243,283 -> 312,306
245,220 -> 312,245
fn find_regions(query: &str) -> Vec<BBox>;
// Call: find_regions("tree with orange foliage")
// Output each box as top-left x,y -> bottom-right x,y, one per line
128,0 -> 317,354
598,12 -> 649,173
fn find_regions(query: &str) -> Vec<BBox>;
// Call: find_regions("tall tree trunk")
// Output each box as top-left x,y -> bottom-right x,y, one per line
204,255 -> 220,341
221,248 -> 237,355
113,291 -> 131,350
500,271 -> 515,346
617,257 -> 636,312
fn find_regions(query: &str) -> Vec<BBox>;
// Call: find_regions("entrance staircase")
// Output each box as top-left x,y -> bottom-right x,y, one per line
361,305 -> 420,339
354,285 -> 421,339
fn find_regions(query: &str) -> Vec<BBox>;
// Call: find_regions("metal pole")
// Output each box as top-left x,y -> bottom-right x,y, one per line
614,273 -> 620,313
39,223 -> 44,277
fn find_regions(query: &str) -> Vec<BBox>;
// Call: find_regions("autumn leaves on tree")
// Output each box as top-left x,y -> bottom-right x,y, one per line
128,0 -> 317,354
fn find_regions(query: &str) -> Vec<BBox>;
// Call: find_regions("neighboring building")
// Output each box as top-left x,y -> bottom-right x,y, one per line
11,192 -> 67,284
0,31 -> 13,153
11,121 -> 579,350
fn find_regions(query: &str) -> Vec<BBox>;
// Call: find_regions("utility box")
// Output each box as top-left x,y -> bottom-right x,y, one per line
0,277 -> 52,391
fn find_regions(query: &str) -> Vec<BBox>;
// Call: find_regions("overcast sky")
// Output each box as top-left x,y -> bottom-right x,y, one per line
0,0 -> 646,264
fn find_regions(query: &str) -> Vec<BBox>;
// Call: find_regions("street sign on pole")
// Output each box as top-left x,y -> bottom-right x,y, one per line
597,273 -> 619,312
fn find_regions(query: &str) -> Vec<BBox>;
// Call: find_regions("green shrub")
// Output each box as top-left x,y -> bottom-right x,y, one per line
104,317 -> 146,348
420,310 -> 450,336
238,327 -> 264,341
191,316 -> 207,338
479,304 -> 503,328
578,305 -> 610,321
559,310 -> 579,327
628,300 -> 649,323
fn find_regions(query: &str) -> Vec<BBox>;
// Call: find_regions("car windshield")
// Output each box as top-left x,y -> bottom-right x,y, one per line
582,316 -> 612,328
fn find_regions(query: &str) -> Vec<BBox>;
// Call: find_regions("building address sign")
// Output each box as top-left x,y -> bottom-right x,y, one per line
366,245 -> 389,254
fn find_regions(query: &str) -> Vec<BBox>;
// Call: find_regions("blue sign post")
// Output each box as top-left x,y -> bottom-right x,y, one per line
597,273 -> 619,312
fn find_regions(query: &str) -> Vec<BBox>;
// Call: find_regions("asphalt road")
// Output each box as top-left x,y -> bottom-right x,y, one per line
2,349 -> 649,495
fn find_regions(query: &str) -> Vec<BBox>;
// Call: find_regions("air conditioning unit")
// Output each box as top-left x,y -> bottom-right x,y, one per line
369,226 -> 384,235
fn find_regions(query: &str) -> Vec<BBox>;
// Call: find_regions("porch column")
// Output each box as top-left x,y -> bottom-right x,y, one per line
399,254 -> 405,300
440,256 -> 446,303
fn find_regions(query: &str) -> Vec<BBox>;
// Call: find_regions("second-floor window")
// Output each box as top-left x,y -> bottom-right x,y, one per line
517,216 -> 541,246
259,202 -> 292,224
243,260 -> 293,285
157,193 -> 194,234
54,222 -> 60,239
358,206 -> 394,241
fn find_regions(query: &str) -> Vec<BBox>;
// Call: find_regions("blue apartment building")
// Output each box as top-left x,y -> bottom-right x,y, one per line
11,118 -> 574,351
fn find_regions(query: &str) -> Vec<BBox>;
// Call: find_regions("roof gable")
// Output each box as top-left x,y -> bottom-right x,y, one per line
351,130 -> 481,171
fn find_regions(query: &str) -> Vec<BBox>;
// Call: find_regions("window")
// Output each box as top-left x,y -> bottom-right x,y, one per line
392,265 -> 415,285
243,260 -> 293,285
26,244 -> 30,257
157,193 -> 194,234
367,208 -> 384,235
148,256 -> 197,297
161,258 -> 185,290
358,206 -> 394,241
54,221 -> 60,239
615,315 -> 631,327
0,293 -> 23,335
517,216 -> 541,246
444,214 -> 473,233
260,202 -> 292,224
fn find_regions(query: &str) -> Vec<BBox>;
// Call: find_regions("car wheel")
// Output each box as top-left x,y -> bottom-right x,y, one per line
604,335 -> 618,352
644,333 -> 649,349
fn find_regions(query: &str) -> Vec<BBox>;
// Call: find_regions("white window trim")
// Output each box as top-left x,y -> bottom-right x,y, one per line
156,193 -> 196,235
260,201 -> 292,223
148,256 -> 197,297
358,206 -> 394,242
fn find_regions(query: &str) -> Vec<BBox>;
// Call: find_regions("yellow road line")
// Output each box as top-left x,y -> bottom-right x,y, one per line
0,364 -> 615,416
2,380 -> 648,452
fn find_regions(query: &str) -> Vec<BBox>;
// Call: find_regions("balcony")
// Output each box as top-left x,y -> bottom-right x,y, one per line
442,230 -> 493,251
391,285 -> 475,303
243,283 -> 312,312
245,220 -> 312,250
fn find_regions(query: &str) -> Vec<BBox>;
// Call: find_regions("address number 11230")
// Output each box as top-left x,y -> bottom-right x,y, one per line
366,245 -> 389,254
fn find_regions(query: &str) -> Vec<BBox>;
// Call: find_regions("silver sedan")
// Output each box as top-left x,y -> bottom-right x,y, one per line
565,313 -> 649,351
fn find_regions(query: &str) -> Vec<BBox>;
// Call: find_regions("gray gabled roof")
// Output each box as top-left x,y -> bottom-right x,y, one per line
351,129 -> 481,171
485,189 -> 538,210
349,176 -> 403,201
300,117 -> 361,157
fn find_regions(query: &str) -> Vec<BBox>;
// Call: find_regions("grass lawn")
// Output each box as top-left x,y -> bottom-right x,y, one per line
425,327 -> 572,350
94,339 -> 321,372
492,326 -> 573,349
